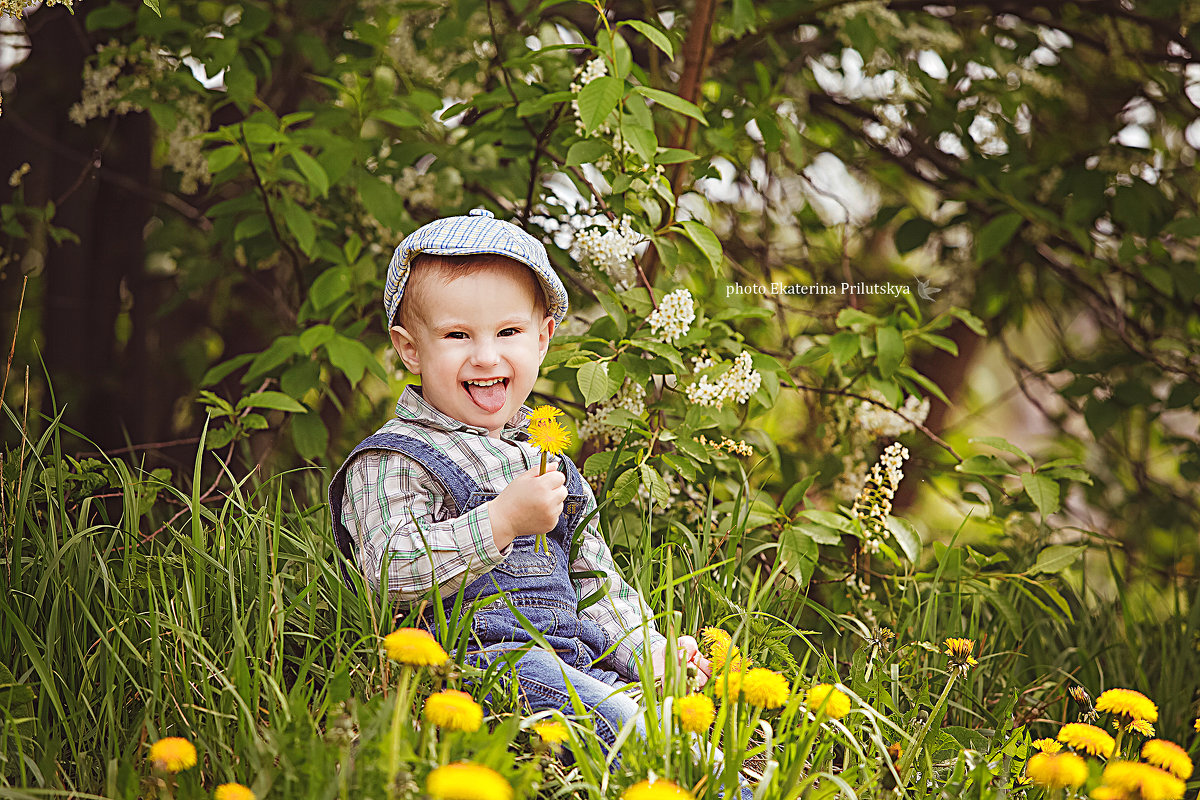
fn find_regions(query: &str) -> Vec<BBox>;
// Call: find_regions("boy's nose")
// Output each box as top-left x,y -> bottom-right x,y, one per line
469,340 -> 500,366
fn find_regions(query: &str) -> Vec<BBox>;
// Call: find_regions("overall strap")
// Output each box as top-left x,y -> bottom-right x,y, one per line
328,432 -> 481,592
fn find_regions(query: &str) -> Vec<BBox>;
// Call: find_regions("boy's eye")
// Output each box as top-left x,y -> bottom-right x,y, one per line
445,331 -> 467,339
499,327 -> 520,336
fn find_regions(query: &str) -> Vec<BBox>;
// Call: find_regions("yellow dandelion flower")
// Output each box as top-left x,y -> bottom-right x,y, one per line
1141,740 -> 1193,781
944,638 -> 979,674
382,627 -> 448,666
1031,738 -> 1063,753
1026,752 -> 1089,790
716,670 -> 745,699
805,684 -> 851,720
1101,761 -> 1186,800
426,762 -> 513,800
1194,717 -> 1200,733
424,690 -> 483,732
528,419 -> 571,455
623,778 -> 695,799
1057,722 -> 1116,758
1097,688 -> 1159,724
214,784 -> 256,800
532,720 -> 569,747
148,737 -> 197,773
740,668 -> 790,709
675,694 -> 716,734
1117,718 -> 1156,738
526,406 -> 564,423
701,627 -> 749,673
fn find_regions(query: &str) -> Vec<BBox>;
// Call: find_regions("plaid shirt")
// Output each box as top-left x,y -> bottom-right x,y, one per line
340,385 -> 667,678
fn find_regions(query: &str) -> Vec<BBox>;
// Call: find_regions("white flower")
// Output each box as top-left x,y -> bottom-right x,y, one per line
567,214 -> 644,288
684,351 -> 761,407
578,381 -> 647,446
852,442 -> 910,541
854,392 -> 930,439
646,289 -> 695,344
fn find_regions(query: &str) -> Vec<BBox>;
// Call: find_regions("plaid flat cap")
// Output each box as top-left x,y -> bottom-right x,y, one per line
383,208 -> 568,333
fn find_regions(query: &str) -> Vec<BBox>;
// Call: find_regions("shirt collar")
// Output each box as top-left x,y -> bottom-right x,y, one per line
395,384 -> 531,437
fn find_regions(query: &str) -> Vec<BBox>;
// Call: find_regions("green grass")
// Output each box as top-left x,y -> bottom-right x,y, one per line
1,410 -> 1197,799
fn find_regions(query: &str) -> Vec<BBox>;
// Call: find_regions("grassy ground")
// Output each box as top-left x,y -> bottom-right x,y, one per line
1,414 -> 1197,799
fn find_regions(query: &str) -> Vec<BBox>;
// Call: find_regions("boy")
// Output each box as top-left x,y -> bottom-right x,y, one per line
329,209 -> 751,796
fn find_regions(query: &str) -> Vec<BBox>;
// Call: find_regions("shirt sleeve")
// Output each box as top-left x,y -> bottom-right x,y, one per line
569,480 -> 669,682
341,449 -> 512,602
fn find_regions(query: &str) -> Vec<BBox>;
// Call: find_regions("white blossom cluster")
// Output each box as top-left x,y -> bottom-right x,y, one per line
2,0 -> 70,21
854,391 -> 930,439
166,95 -> 212,194
852,442 -> 910,547
685,351 -> 761,407
646,288 -> 695,343
691,349 -> 716,372
577,380 -> 647,446
694,434 -> 754,457
567,213 -> 643,288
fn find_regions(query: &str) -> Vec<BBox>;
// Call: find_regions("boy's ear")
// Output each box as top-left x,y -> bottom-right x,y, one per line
537,315 -> 555,363
390,325 -> 422,374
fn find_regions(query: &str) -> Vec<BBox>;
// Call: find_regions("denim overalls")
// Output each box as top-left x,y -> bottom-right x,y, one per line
328,431 -> 611,672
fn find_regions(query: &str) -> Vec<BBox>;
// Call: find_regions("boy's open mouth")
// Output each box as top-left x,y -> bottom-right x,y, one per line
463,377 -> 509,414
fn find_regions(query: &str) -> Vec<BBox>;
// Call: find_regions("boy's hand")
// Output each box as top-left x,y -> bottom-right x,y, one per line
487,459 -> 566,549
650,635 -> 712,689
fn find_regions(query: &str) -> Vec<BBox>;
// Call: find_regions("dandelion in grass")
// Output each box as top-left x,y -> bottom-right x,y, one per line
383,627 -> 449,666
741,668 -> 790,709
1117,718 -> 1155,738
1097,688 -> 1159,724
526,405 -> 564,424
1057,722 -> 1116,758
623,778 -> 695,799
426,762 -> 513,800
1032,738 -> 1063,753
1194,717 -> 1200,733
1141,740 -> 1193,780
532,720 -> 569,750
716,670 -> 745,700
944,637 -> 978,675
701,627 -> 749,673
424,689 -> 483,732
214,784 -> 255,800
148,737 -> 197,773
805,683 -> 851,720
675,693 -> 715,733
1099,761 -> 1186,800
1070,685 -> 1099,721
1026,751 -> 1089,790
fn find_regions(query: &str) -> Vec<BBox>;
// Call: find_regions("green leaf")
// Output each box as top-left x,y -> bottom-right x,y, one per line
595,291 -> 628,336
281,197 -> 316,257
916,332 -> 958,356
201,353 -> 255,386
619,19 -> 674,59
576,76 -> 623,135
829,332 -> 860,366
778,528 -> 819,586
290,149 -> 330,198
1021,472 -> 1060,516
787,522 -> 842,546
885,516 -> 921,562
631,338 -> 685,372
948,307 -> 986,336
576,360 -> 612,406
142,0 -> 160,16
1029,544 -> 1085,575
369,109 -> 421,127
781,474 -> 816,512
672,434 -> 712,465
565,139 -> 611,167
292,412 -> 329,460
358,173 -> 406,231
632,86 -> 707,126
583,450 -> 616,477
610,467 -> 640,505
237,391 -> 306,413
677,220 -> 722,273
977,213 -> 1024,261
246,336 -> 300,383
895,218 -> 934,253
875,326 -> 903,379
623,125 -> 658,164
325,335 -> 375,385
207,145 -> 241,173
640,463 -> 670,506
87,2 -> 134,29
798,509 -> 855,533
970,436 -> 1035,468
309,268 -> 351,310
954,455 -> 1016,476
299,324 -> 335,353
655,148 -> 698,165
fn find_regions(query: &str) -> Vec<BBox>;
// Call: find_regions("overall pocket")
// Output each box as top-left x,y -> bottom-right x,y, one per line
494,534 -> 557,577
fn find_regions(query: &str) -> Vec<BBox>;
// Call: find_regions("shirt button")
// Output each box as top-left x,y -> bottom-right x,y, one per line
468,208 -> 494,218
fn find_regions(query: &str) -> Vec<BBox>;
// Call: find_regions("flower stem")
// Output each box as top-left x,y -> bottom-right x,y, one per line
897,672 -> 959,784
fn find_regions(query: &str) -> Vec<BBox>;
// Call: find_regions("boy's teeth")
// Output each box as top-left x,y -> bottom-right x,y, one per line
466,378 -> 503,386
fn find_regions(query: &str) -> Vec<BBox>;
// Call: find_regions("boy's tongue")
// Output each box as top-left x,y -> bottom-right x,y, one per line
466,380 -> 507,413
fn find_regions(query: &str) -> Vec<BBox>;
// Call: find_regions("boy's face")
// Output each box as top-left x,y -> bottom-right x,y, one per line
389,266 -> 554,438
